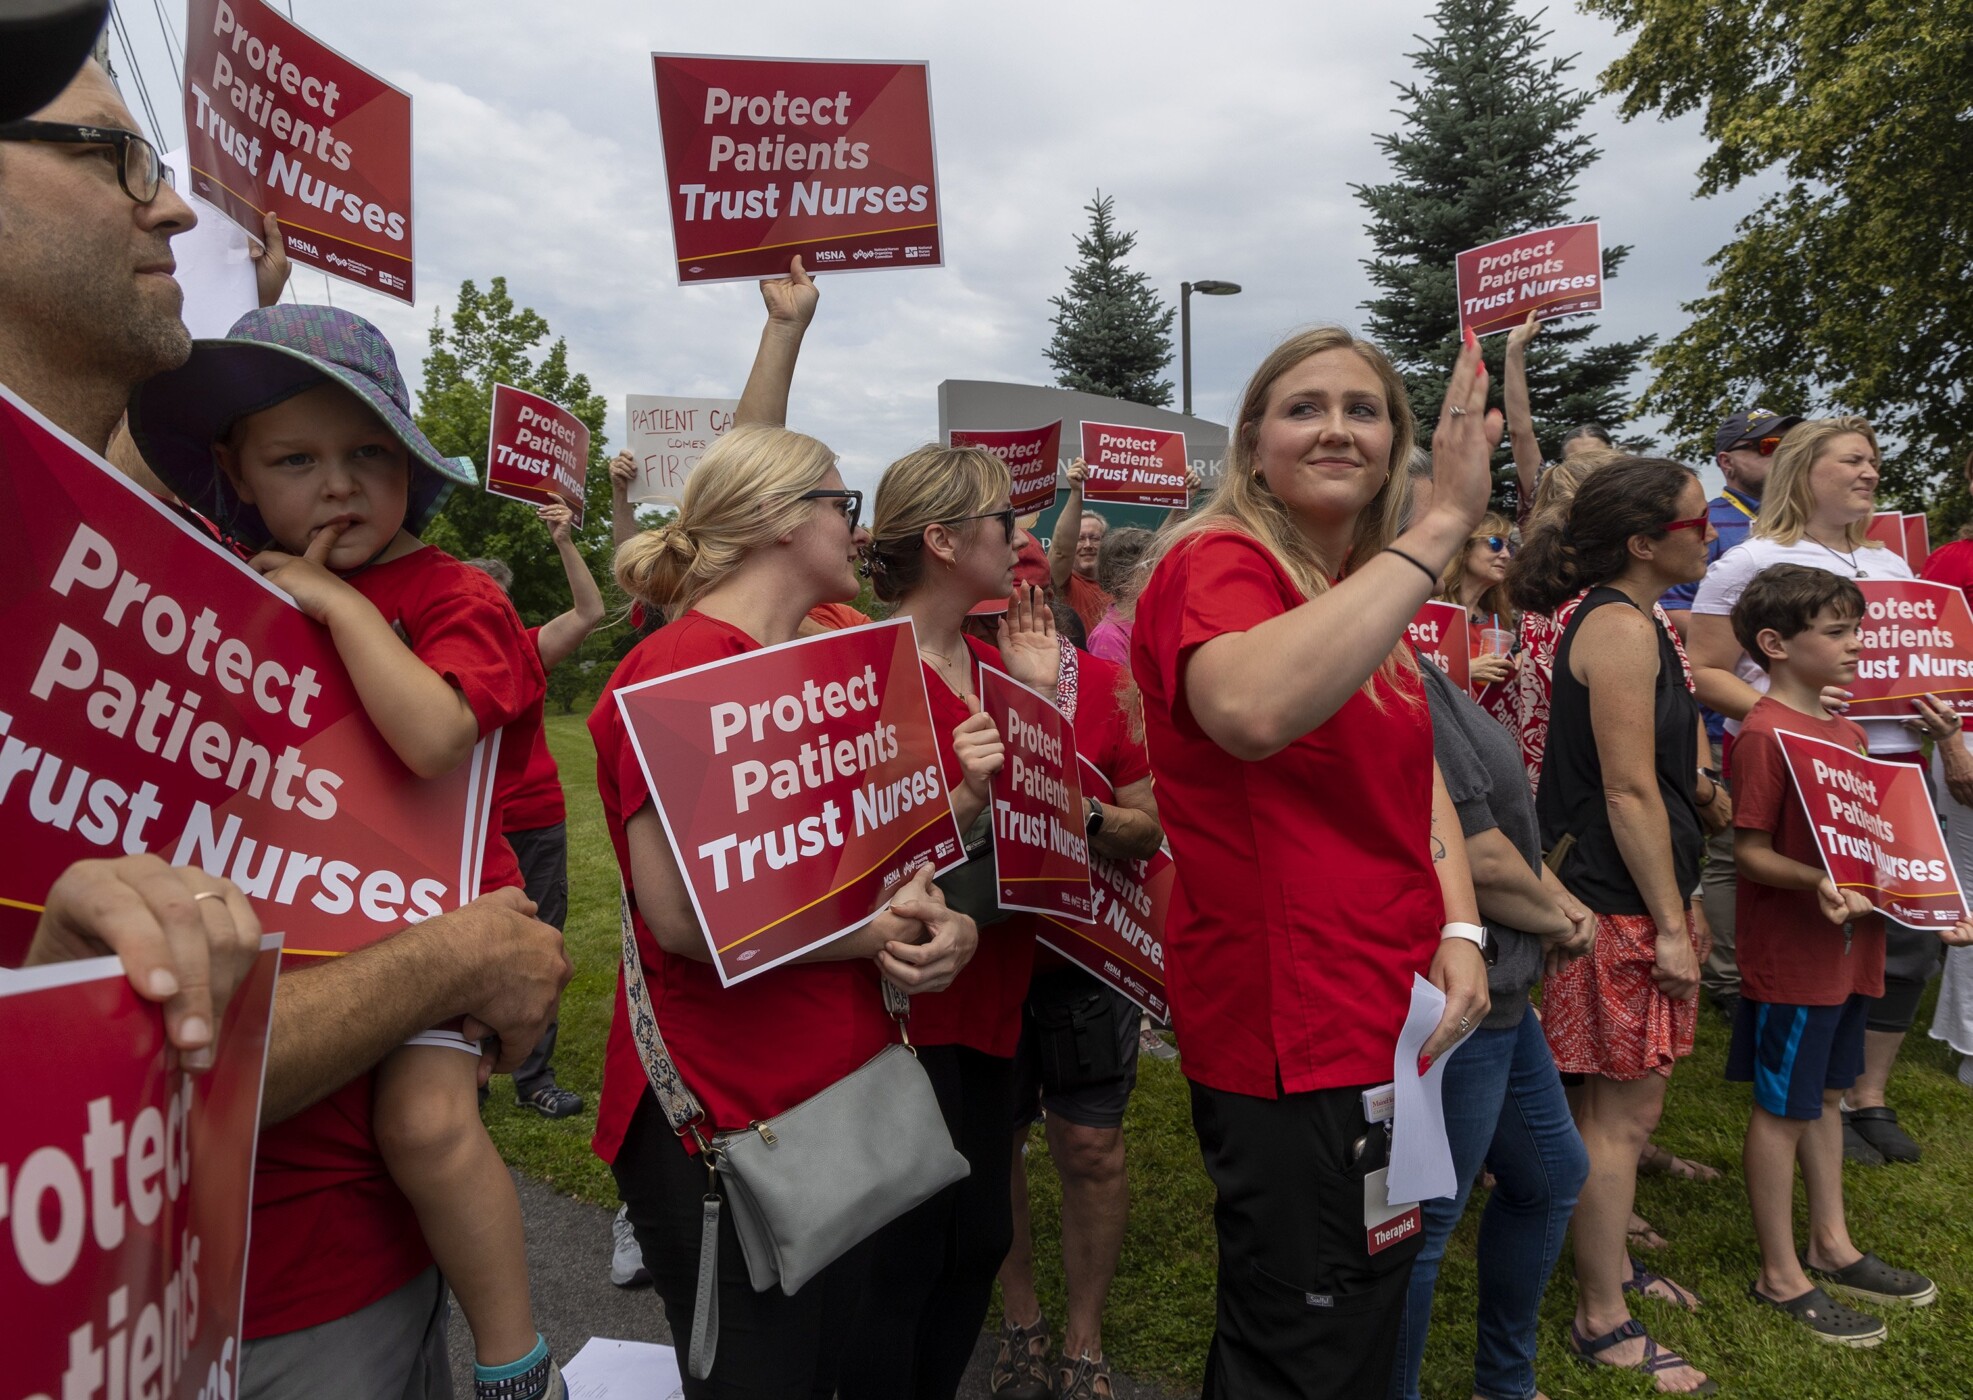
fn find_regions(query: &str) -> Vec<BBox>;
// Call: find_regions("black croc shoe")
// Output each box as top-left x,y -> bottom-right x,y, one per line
1749,1282 -> 1886,1347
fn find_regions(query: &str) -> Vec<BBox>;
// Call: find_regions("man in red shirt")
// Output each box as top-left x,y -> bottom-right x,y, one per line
1048,460 -> 1114,637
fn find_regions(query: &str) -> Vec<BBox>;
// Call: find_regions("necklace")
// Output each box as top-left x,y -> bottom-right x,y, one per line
1807,534 -> 1866,578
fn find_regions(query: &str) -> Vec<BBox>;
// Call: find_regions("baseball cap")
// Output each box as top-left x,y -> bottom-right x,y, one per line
1714,407 -> 1803,454
0,0 -> 109,122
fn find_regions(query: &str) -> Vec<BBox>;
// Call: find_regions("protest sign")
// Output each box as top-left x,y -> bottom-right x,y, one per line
1036,761 -> 1173,1024
486,385 -> 590,527
1078,422 -> 1188,510
1846,580 -> 1973,719
950,423 -> 1063,514
613,618 -> 965,985
651,54 -> 942,285
3,934 -> 281,1400
182,0 -> 414,302
1905,514 -> 1932,571
1455,222 -> 1604,338
624,395 -> 739,508
1777,729 -> 1968,929
0,387 -> 496,968
980,666 -> 1090,920
1408,599 -> 1472,695
1866,511 -> 1908,561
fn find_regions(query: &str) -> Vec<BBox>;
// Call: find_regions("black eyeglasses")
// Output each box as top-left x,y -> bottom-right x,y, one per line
940,507 -> 1017,543
799,488 -> 863,531
0,120 -> 172,204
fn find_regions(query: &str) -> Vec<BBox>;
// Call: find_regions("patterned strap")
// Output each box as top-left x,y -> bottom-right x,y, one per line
1056,636 -> 1079,720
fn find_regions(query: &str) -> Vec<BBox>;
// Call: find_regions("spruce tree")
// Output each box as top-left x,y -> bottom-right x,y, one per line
1045,192 -> 1177,408
1353,0 -> 1653,505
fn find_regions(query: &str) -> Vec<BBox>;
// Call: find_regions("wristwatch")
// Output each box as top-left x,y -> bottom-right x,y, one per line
1442,920 -> 1498,967
1085,798 -> 1105,838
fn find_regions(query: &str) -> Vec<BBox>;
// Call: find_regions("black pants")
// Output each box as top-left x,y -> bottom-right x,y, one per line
506,822 -> 567,1093
839,1045 -> 1016,1400
612,1091 -> 873,1398
1190,1078 -> 1422,1400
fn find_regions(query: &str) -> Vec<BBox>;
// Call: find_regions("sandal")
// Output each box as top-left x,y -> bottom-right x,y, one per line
1628,1212 -> 1669,1252
1639,1141 -> 1722,1182
1569,1317 -> 1717,1395
518,1084 -> 585,1119
989,1313 -> 1052,1400
1624,1255 -> 1704,1312
1056,1352 -> 1114,1400
1748,1281 -> 1885,1347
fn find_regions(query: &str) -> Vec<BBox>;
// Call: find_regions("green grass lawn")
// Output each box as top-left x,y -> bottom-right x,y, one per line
490,712 -> 1973,1395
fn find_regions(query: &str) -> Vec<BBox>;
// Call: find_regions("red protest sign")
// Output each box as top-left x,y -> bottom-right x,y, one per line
3,935 -> 281,1400
1078,422 -> 1188,511
1848,580 -> 1973,719
980,666 -> 1091,920
1408,599 -> 1472,695
1777,729 -> 1968,929
1865,511 -> 1908,561
1904,514 -> 1932,571
1037,761 -> 1173,1024
0,389 -> 495,968
614,618 -> 966,985
1455,222 -> 1604,338
182,0 -> 414,302
486,385 -> 591,527
951,423 -> 1062,515
651,54 -> 943,284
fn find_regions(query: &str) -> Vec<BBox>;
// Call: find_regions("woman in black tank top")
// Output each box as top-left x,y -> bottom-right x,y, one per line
1506,458 -> 1720,1394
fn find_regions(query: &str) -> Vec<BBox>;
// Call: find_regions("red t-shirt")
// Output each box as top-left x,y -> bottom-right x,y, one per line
1731,696 -> 1886,1004
502,626 -> 566,833
245,547 -> 544,1340
1921,538 -> 1973,604
1131,531 -> 1445,1097
806,601 -> 871,632
904,634 -> 1036,1056
1065,572 -> 1114,636
589,613 -> 895,1163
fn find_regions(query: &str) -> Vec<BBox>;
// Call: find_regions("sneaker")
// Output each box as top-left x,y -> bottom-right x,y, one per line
1748,1282 -> 1885,1348
1807,1251 -> 1938,1308
610,1205 -> 651,1288
1843,1106 -> 1920,1163
1842,1117 -> 1886,1166
1139,1026 -> 1178,1061
988,1313 -> 1051,1400
1057,1351 -> 1114,1400
519,1084 -> 585,1119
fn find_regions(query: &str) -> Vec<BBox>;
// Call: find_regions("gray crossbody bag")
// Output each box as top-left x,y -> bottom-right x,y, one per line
617,890 -> 970,1380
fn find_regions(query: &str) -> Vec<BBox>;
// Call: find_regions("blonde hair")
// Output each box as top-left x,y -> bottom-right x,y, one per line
867,444 -> 1010,603
613,424 -> 838,614
1135,326 -> 1419,698
1527,447 -> 1628,527
1753,415 -> 1882,549
1439,512 -> 1516,623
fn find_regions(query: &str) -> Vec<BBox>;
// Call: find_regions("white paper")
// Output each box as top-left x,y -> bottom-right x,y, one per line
561,1337 -> 684,1399
163,149 -> 261,340
1387,972 -> 1479,1201
625,394 -> 739,506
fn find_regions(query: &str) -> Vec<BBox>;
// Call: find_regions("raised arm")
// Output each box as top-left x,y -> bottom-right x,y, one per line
609,450 -> 643,550
1184,338 -> 1501,760
735,256 -> 819,428
1503,313 -> 1544,509
534,502 -> 606,669
1049,461 -> 1088,589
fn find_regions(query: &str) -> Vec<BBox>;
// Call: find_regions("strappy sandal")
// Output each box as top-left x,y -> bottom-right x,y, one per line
988,1313 -> 1052,1400
1639,1141 -> 1722,1182
1624,1254 -> 1705,1311
1628,1212 -> 1669,1251
1569,1317 -> 1717,1395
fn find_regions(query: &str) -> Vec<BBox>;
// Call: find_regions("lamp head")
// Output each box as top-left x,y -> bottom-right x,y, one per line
1192,279 -> 1241,296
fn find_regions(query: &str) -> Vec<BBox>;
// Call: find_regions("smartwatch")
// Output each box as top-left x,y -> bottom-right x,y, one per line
1085,798 -> 1105,839
1442,920 -> 1497,967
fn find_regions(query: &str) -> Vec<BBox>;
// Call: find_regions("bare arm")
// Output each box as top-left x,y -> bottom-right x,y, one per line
1464,827 -> 1571,937
734,257 -> 818,428
1093,775 -> 1162,861
1425,760 -> 1490,1057
609,451 -> 643,550
535,503 -> 606,669
263,888 -> 570,1123
1503,313 -> 1543,507
1049,463 -> 1087,590
1685,611 -> 1762,720
1183,340 -> 1502,760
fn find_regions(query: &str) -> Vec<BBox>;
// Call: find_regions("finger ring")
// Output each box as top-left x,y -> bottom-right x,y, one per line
1449,406 -> 1467,417
193,890 -> 225,904
1457,1016 -> 1472,1032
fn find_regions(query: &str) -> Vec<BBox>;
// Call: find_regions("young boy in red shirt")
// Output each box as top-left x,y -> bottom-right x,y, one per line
1727,563 -> 1973,1347
129,305 -> 561,1400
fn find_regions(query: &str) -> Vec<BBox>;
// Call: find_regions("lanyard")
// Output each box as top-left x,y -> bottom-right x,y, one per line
1720,490 -> 1757,521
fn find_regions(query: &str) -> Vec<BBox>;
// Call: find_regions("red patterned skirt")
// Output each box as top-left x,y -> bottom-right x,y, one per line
1542,910 -> 1703,1080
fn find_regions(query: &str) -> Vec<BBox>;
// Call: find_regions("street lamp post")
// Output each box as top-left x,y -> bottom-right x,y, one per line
1180,278 -> 1241,417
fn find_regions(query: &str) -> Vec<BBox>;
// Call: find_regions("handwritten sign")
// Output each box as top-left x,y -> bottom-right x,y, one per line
624,395 -> 739,508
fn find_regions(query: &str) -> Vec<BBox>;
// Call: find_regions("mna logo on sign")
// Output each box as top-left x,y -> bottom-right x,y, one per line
813,249 -> 847,263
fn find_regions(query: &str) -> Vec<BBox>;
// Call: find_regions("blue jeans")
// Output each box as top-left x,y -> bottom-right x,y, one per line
1389,1012 -> 1588,1400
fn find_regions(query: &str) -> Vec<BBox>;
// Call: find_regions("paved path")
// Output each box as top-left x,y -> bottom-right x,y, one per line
448,1170 -> 1192,1398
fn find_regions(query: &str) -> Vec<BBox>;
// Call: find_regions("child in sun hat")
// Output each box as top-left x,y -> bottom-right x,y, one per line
129,304 -> 562,1400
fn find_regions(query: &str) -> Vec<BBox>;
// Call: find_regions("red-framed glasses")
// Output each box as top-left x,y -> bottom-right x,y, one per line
1662,514 -> 1711,534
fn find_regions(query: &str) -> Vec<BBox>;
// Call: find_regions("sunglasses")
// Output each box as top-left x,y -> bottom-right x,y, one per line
1662,514 -> 1711,534
1733,434 -> 1786,456
1478,535 -> 1511,553
799,488 -> 863,531
0,120 -> 172,204
940,506 -> 1018,543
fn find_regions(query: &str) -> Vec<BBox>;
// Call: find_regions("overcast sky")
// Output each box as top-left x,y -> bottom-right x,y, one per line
110,0 -> 1768,496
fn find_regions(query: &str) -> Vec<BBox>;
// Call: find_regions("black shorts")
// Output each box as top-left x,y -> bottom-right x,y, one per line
1011,966 -> 1141,1130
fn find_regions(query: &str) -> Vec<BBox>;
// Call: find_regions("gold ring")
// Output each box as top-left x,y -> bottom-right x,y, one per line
193,890 -> 225,903
1449,406 -> 1467,417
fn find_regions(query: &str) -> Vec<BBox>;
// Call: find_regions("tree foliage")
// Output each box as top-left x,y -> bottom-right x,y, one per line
414,278 -> 615,627
1353,0 -> 1654,505
1045,192 -> 1177,408
1588,0 -> 1973,521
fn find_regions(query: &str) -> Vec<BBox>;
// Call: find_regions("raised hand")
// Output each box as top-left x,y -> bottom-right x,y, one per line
609,449 -> 638,495
537,501 -> 575,545
1428,328 -> 1506,532
758,254 -> 819,329
1505,310 -> 1541,354
252,210 -> 293,308
996,582 -> 1061,694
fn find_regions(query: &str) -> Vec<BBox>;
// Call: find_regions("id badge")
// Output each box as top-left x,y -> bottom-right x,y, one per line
1364,1166 -> 1422,1256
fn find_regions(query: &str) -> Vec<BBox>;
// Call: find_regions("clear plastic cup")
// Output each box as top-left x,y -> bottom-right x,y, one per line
1479,627 -> 1515,657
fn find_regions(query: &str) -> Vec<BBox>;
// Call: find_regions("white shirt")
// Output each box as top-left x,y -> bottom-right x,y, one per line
1690,535 -> 1916,750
